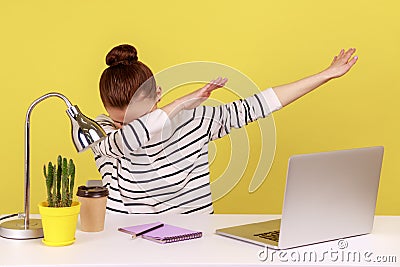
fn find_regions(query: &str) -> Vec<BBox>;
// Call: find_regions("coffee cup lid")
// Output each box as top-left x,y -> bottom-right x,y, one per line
77,185 -> 109,198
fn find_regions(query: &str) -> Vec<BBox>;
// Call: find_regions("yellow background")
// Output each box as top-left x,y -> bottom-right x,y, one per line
0,1 -> 399,215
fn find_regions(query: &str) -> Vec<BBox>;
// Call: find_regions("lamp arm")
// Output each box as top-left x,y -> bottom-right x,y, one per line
26,93 -> 73,116
24,92 -> 74,228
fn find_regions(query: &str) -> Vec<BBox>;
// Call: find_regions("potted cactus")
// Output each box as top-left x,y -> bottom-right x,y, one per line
38,155 -> 81,246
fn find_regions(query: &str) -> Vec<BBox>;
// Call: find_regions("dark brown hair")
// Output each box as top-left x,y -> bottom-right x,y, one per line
99,44 -> 156,108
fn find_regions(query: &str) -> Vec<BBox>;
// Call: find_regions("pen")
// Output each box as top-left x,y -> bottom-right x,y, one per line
132,223 -> 164,239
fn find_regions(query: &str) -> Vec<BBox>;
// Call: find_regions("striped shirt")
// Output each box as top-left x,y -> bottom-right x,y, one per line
91,88 -> 282,214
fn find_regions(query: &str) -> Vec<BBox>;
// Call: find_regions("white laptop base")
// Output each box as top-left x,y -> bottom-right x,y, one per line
216,146 -> 384,249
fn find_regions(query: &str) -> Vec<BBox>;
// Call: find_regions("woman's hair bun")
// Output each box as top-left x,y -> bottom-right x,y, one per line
106,44 -> 138,67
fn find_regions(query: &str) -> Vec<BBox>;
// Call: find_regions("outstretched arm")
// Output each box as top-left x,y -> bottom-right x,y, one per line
162,48 -> 357,114
273,48 -> 358,107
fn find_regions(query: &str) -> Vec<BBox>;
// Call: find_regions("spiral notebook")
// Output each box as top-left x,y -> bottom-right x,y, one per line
118,222 -> 202,244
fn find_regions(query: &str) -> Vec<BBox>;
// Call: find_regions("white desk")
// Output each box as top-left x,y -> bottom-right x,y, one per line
0,214 -> 399,267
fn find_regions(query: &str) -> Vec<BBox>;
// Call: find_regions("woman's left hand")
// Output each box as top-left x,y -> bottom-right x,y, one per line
324,48 -> 358,79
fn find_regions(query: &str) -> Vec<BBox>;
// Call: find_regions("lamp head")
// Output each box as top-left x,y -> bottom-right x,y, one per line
66,105 -> 106,152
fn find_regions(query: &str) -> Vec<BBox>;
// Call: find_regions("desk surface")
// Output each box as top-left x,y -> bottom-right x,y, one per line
0,214 -> 399,267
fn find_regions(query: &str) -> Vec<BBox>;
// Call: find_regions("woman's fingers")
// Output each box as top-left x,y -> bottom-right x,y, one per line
210,77 -> 224,87
337,48 -> 356,63
332,48 -> 357,68
347,55 -> 358,68
212,77 -> 227,85
339,49 -> 344,58
331,55 -> 338,65
215,77 -> 228,87
206,77 -> 228,92
343,48 -> 356,63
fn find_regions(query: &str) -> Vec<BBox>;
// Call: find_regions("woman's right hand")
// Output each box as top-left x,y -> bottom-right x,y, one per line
161,77 -> 228,117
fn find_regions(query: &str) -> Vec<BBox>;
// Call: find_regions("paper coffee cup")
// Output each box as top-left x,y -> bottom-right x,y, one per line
77,185 -> 109,232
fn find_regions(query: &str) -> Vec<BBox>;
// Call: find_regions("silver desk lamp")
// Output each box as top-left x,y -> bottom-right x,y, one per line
0,92 -> 106,239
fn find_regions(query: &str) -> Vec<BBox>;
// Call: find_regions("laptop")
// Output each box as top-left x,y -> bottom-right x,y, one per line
215,146 -> 384,249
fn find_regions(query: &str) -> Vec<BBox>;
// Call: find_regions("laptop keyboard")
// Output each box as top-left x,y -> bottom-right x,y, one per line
254,230 -> 280,242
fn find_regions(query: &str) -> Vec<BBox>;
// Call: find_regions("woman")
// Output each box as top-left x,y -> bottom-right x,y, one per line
92,44 -> 357,214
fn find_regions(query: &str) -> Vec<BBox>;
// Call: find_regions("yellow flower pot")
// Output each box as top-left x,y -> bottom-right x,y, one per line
38,201 -> 81,246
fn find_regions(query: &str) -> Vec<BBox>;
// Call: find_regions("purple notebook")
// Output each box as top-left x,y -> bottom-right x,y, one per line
118,222 -> 202,244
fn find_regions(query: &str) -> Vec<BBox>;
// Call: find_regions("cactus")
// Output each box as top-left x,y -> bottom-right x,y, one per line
43,155 -> 76,207
68,159 -> 75,207
43,162 -> 54,207
61,158 -> 68,207
52,167 -> 58,207
56,156 -> 62,206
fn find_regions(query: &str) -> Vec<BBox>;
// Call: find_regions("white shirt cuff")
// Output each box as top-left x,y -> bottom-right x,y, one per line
261,88 -> 282,112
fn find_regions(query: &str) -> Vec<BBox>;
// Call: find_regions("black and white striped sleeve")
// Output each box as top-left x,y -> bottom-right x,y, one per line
207,88 -> 282,141
91,109 -> 170,158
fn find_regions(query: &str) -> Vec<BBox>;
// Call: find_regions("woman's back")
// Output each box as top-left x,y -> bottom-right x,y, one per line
93,107 -> 214,214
